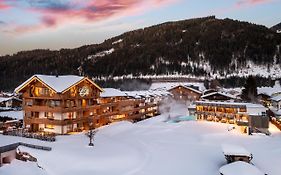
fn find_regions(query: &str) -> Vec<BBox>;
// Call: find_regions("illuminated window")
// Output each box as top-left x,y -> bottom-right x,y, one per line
239,108 -> 247,112
35,87 -> 50,96
45,124 -> 54,129
82,99 -> 87,107
45,112 -> 54,119
70,87 -> 77,97
67,112 -> 73,119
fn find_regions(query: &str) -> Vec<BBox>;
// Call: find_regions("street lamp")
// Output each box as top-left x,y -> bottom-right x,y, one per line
88,118 -> 97,147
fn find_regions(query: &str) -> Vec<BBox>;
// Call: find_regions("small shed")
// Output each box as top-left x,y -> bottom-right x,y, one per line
222,144 -> 253,163
0,143 -> 19,167
219,161 -> 265,175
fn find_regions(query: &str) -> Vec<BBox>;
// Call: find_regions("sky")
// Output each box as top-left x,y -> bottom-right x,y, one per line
0,0 -> 280,55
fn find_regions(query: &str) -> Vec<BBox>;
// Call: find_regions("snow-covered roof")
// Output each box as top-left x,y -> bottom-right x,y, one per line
149,82 -> 206,91
14,74 -> 103,93
100,88 -> 127,98
124,91 -> 142,99
258,82 -> 281,97
201,92 -> 236,99
222,144 -> 252,157
0,97 -> 22,103
124,90 -> 171,99
221,88 -> 242,97
219,161 -> 264,175
167,85 -> 202,94
0,110 -> 23,120
196,101 -> 266,109
271,94 -> 281,102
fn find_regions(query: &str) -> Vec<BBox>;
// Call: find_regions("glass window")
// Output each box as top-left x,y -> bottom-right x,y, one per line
45,124 -> 54,129
45,112 -> 54,119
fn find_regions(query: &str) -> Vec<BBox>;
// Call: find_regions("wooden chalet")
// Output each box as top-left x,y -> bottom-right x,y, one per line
167,85 -> 202,102
15,75 -> 162,134
0,97 -> 22,109
15,75 -> 104,134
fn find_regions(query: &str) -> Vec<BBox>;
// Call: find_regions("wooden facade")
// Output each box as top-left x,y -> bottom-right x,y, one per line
168,85 -> 201,102
16,75 -> 160,134
201,92 -> 236,101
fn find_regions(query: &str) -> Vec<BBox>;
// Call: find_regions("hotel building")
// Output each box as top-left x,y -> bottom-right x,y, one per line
15,75 -> 161,134
195,101 -> 269,134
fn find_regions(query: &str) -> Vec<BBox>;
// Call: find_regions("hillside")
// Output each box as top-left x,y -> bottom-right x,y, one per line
0,16 -> 281,91
271,22 -> 281,32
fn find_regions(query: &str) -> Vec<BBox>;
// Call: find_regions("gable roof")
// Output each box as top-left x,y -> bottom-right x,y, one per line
201,91 -> 236,99
168,85 -> 202,94
14,75 -> 103,93
149,82 -> 206,91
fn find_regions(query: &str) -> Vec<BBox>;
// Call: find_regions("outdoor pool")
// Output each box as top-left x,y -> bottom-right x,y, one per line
166,115 -> 196,123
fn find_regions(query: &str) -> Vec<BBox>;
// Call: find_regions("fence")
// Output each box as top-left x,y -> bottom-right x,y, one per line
3,129 -> 56,142
0,142 -> 51,154
19,142 -> 51,151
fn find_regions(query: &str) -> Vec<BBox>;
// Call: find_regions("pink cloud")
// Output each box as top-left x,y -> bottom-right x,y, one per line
0,0 -> 10,10
10,0 -> 178,34
236,0 -> 273,6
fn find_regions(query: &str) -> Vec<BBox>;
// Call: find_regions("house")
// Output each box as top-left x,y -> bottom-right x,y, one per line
14,75 -> 162,134
271,94 -> 281,110
167,85 -> 202,102
195,101 -> 269,134
14,75 -> 104,134
0,97 -> 22,109
268,94 -> 281,129
201,92 -> 236,101
222,144 -> 253,163
0,143 -> 19,167
258,81 -> 281,106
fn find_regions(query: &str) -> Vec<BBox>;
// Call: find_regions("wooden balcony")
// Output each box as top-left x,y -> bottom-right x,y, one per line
23,104 -> 101,113
24,105 -> 63,112
130,109 -> 158,119
24,116 -> 98,126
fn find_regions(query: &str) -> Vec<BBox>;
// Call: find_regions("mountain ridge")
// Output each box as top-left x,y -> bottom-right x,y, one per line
0,16 -> 281,91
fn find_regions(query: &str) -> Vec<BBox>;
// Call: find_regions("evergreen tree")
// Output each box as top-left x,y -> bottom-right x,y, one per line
241,76 -> 258,102
210,79 -> 221,90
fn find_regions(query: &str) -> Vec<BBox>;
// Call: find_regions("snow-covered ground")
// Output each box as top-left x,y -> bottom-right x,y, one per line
1,114 -> 281,175
0,110 -> 23,120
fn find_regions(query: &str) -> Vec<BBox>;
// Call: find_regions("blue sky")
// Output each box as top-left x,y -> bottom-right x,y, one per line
0,0 -> 280,55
